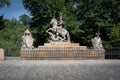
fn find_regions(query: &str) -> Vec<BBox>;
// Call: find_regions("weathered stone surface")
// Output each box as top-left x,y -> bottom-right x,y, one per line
21,29 -> 34,49
0,49 -> 4,61
91,32 -> 104,50
43,42 -> 80,47
0,60 -> 120,80
20,48 -> 104,60
21,42 -> 104,60
46,16 -> 70,42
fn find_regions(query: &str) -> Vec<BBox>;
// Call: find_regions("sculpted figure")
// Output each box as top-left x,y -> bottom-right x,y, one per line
91,32 -> 104,50
47,32 -> 63,42
21,29 -> 34,49
46,18 -> 60,42
50,18 -> 58,29
57,16 -> 70,42
46,16 -> 70,42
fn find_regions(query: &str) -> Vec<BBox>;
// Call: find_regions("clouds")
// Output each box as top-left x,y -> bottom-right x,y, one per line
0,0 -> 30,20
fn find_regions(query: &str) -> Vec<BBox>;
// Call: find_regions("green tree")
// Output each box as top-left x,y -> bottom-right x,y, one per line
0,0 -> 10,8
23,0 -> 82,46
0,18 -> 27,48
76,0 -> 120,46
109,24 -> 120,47
0,0 -> 11,31
23,0 -> 120,47
0,15 -> 5,31
19,14 -> 31,26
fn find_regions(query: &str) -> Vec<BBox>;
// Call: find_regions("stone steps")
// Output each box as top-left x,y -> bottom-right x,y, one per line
44,42 -> 80,47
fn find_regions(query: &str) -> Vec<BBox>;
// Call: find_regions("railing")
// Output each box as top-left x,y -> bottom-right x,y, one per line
4,46 -> 21,60
105,47 -> 120,59
3,46 -> 120,60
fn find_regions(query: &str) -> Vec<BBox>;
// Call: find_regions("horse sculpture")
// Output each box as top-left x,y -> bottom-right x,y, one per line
46,17 -> 70,42
57,27 -> 70,42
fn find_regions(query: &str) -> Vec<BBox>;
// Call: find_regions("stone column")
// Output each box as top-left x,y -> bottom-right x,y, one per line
0,48 -> 4,61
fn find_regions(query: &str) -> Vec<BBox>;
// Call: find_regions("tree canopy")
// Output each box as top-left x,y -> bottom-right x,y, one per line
0,18 -> 27,48
0,15 -> 5,31
22,0 -> 120,47
23,0 -> 81,46
19,14 -> 31,26
76,0 -> 120,47
0,0 -> 10,8
0,0 -> 120,48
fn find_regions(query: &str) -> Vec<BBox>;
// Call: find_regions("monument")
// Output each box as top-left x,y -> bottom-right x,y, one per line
21,29 -> 34,49
91,32 -> 104,50
46,16 -> 70,42
20,16 -> 104,60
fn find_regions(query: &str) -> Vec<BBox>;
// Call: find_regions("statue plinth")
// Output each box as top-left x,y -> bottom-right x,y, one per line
44,42 -> 80,47
20,42 -> 104,60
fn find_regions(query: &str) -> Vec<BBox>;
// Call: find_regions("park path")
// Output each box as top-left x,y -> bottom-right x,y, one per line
0,60 -> 120,80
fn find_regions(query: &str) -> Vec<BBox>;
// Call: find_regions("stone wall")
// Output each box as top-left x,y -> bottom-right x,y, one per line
21,42 -> 105,60
21,48 -> 105,60
0,49 -> 4,61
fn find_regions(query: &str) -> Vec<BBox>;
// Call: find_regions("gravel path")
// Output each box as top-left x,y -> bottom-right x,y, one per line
0,60 -> 120,80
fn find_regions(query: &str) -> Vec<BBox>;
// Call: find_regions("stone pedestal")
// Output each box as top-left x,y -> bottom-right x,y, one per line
21,42 -> 104,60
0,49 -> 4,61
44,42 -> 80,47
21,42 -> 105,60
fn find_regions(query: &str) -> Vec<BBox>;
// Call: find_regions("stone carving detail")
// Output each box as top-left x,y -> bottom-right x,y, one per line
91,32 -> 104,50
21,29 -> 34,49
46,16 -> 70,42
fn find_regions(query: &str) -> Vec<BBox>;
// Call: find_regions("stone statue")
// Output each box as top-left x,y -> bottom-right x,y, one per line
47,32 -> 63,42
46,16 -> 70,42
21,29 -> 34,49
57,15 -> 70,42
50,18 -> 58,29
91,32 -> 104,50
46,17 -> 62,42
58,15 -> 64,28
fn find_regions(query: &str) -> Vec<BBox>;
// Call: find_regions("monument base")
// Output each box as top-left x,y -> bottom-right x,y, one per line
20,42 -> 105,60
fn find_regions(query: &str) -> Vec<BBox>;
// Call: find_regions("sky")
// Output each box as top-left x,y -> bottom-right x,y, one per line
0,0 -> 31,20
